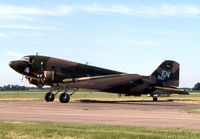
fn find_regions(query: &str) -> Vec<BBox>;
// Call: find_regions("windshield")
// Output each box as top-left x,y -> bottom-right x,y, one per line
21,56 -> 30,62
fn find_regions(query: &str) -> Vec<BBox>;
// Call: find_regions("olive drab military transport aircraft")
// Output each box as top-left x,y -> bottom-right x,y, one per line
9,55 -> 189,103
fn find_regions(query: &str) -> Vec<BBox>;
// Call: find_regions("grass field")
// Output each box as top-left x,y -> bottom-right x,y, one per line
0,90 -> 200,103
0,121 -> 200,139
186,109 -> 200,114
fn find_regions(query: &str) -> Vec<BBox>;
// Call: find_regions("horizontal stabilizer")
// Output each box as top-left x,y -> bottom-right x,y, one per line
154,86 -> 189,95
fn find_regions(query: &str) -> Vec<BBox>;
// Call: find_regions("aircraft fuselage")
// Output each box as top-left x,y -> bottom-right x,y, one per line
9,55 -> 188,103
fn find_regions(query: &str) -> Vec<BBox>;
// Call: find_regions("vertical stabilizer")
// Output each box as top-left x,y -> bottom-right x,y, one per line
151,60 -> 179,87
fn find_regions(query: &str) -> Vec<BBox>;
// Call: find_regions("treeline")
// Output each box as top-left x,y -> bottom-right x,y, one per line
0,85 -> 35,91
0,85 -> 89,92
193,82 -> 200,90
1,83 -> 200,91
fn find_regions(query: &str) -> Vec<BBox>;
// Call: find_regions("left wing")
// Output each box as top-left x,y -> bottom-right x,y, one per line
62,74 -> 141,91
63,74 -> 127,83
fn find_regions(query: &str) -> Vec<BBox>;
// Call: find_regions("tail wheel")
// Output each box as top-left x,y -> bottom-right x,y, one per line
45,92 -> 55,102
59,93 -> 70,103
153,97 -> 158,102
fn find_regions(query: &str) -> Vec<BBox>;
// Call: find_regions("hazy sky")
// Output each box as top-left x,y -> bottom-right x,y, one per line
0,0 -> 200,87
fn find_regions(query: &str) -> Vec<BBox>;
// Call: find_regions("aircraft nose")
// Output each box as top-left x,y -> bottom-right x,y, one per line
9,60 -> 30,74
9,60 -> 19,69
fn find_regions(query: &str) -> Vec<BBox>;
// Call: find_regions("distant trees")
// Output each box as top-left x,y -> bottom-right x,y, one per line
0,85 -> 29,91
193,82 -> 200,90
0,85 -> 50,91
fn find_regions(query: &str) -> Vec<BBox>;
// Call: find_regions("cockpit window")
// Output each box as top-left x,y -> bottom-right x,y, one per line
21,56 -> 30,62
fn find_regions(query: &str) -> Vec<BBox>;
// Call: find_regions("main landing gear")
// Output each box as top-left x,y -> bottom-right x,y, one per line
44,88 -> 78,103
59,88 -> 70,103
45,92 -> 55,102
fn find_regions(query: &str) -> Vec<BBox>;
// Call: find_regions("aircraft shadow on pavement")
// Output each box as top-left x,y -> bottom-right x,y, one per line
78,99 -> 173,104
77,99 -> 192,107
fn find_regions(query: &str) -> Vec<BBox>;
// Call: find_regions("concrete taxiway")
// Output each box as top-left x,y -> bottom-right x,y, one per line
0,100 -> 200,129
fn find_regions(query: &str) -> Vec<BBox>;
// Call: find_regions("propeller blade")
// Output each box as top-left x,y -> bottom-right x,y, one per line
39,61 -> 45,82
21,75 -> 24,82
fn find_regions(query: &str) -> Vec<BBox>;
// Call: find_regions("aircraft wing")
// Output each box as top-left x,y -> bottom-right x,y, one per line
62,74 -> 189,95
63,74 -> 128,83
62,74 -> 141,91
154,86 -> 189,95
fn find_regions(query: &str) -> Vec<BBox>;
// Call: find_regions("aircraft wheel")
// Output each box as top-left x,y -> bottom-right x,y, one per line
153,97 -> 158,102
44,92 -> 55,102
59,93 -> 70,103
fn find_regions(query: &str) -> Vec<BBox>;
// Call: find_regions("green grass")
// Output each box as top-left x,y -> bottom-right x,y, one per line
186,109 -> 200,114
0,91 -> 44,100
0,91 -> 200,103
0,121 -> 200,139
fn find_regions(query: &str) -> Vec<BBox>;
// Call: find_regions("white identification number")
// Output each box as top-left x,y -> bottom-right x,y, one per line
157,71 -> 170,80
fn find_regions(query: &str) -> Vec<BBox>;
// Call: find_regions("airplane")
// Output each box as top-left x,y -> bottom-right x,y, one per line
9,55 -> 189,103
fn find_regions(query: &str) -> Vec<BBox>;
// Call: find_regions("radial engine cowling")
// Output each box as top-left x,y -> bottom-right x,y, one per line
28,77 -> 43,87
43,71 -> 55,82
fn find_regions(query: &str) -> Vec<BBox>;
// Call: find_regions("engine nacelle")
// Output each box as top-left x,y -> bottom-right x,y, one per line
28,77 -> 43,87
43,71 -> 54,81
27,71 -> 55,87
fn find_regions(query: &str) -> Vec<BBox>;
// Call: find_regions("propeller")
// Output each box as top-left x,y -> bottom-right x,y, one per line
21,75 -> 24,82
38,61 -> 45,82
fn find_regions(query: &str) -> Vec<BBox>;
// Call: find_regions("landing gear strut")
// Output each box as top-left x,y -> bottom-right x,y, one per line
151,93 -> 158,102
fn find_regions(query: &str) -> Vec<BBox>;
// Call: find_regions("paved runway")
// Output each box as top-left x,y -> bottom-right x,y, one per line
0,100 -> 200,129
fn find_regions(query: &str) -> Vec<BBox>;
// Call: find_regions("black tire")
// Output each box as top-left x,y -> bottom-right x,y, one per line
59,93 -> 70,103
153,97 -> 158,102
44,92 -> 55,102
